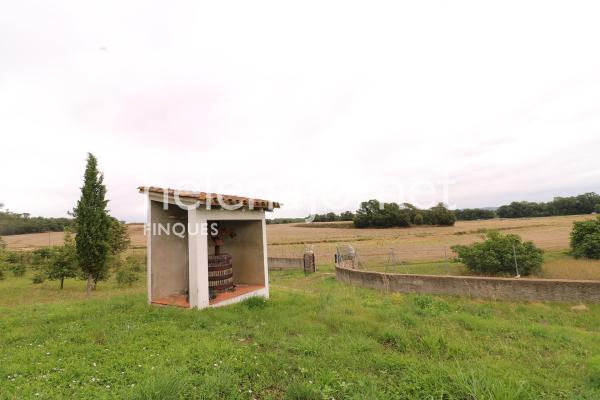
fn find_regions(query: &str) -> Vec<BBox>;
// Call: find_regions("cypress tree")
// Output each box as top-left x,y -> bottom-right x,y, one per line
72,153 -> 111,295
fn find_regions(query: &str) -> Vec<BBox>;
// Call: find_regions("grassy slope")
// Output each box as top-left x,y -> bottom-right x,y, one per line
1,269 -> 600,399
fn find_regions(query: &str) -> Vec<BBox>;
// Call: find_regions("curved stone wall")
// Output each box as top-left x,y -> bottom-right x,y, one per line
335,265 -> 600,303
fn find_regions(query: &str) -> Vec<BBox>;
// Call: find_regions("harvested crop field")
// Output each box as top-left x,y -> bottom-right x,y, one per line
3,215 -> 596,261
4,215 -> 600,280
266,214 -> 597,262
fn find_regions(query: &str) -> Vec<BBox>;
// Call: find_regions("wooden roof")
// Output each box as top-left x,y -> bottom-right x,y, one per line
138,186 -> 281,210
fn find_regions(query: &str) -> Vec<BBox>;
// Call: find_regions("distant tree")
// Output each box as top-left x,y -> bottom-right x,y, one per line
452,231 -> 543,276
428,203 -> 456,226
400,203 -> 418,224
46,230 -> 78,289
72,153 -> 112,295
353,200 -> 381,228
413,213 -> 424,225
353,200 -> 411,228
339,211 -> 355,221
595,204 -> 600,214
570,216 -> 600,259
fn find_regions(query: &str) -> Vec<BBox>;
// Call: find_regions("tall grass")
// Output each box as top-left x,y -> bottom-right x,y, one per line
0,270 -> 599,398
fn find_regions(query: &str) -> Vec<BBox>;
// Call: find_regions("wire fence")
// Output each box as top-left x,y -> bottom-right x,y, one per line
266,245 -> 308,260
334,243 -> 530,278
349,246 -> 464,276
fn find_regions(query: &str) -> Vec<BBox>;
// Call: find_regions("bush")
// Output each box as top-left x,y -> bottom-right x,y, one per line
9,263 -> 26,277
4,251 -> 19,264
125,254 -> 144,272
0,266 -> 4,281
452,231 -> 543,276
32,273 -> 45,284
570,216 -> 600,259
2,251 -> 25,276
31,247 -> 52,267
116,267 -> 139,287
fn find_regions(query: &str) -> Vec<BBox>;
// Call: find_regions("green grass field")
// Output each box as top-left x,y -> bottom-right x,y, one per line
1,268 -> 600,399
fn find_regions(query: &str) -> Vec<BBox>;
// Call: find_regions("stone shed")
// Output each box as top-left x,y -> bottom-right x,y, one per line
138,186 -> 281,309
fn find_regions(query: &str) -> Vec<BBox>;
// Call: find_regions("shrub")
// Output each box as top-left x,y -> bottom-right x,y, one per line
32,273 -> 45,284
9,263 -> 26,277
570,216 -> 600,259
4,251 -> 19,264
452,231 -> 543,276
125,254 -> 144,272
31,247 -> 53,267
116,267 -> 139,287
0,266 -> 4,281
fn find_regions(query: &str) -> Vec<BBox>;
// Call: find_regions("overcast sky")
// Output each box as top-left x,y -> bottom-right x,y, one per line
1,1 -> 599,221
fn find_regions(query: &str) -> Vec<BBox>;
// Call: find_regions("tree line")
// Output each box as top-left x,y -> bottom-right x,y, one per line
310,211 -> 354,223
302,191 -> 600,228
266,218 -> 305,225
453,208 -> 496,221
454,192 -> 600,221
0,206 -> 73,235
353,200 -> 456,228
495,192 -> 600,218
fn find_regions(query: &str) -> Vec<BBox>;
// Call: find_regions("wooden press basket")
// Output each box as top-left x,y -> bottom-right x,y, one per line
208,254 -> 234,292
